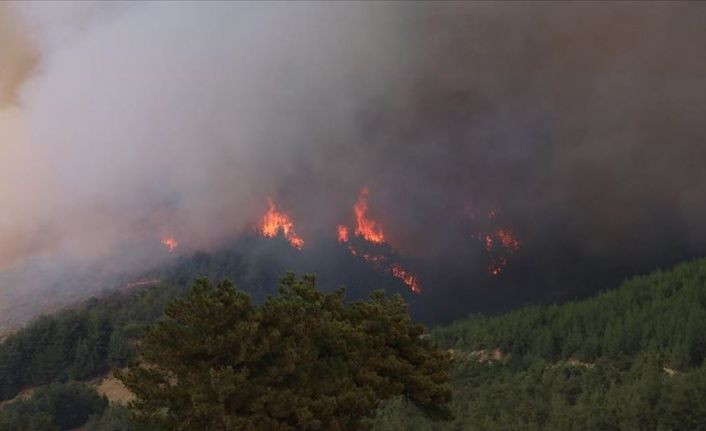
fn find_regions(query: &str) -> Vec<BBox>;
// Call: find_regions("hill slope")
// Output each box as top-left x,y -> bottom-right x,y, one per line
0,235 -> 415,402
0,254 -> 705,429
374,259 -> 706,430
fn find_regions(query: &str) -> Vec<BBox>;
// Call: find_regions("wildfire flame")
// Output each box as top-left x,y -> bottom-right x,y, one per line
354,186 -> 385,244
391,264 -> 421,293
338,186 -> 421,294
259,198 -> 304,249
488,263 -> 502,277
495,228 -> 520,253
484,234 -> 494,252
161,235 -> 178,253
472,210 -> 520,277
337,225 -> 349,243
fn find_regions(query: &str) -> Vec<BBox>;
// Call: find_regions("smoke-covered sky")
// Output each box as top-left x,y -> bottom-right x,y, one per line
2,2 -> 706,321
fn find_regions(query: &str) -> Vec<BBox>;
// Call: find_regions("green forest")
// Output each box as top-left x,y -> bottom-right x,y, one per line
0,253 -> 705,429
374,259 -> 706,430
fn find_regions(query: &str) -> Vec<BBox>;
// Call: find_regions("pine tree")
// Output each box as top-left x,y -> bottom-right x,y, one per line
119,274 -> 452,430
71,338 -> 97,380
107,328 -> 133,368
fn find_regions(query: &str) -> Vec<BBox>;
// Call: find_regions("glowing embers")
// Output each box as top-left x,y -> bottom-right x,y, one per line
472,210 -> 520,277
161,235 -> 179,253
390,264 -> 421,294
339,187 -> 421,294
259,198 -> 304,249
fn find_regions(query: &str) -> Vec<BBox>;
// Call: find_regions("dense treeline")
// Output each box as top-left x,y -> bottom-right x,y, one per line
0,241 -> 269,401
374,259 -> 706,430
0,381 -> 108,430
1,251 -> 705,429
0,236 -> 400,402
375,359 -> 706,430
433,259 -> 706,368
85,405 -> 143,431
0,282 -> 177,401
0,309 -> 122,400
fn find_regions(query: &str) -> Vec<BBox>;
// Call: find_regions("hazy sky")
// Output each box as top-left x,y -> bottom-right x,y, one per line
1,2 -> 706,320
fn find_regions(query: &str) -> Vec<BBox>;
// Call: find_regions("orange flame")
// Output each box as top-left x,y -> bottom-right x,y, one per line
354,186 -> 385,243
473,210 -> 521,277
161,235 -> 178,253
337,186 -> 421,294
391,264 -> 421,293
259,198 -> 304,249
484,234 -> 494,252
337,225 -> 349,243
495,228 -> 520,254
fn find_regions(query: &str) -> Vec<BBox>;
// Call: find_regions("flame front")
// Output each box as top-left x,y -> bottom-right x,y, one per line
354,187 -> 385,243
391,264 -> 421,293
259,198 -> 304,249
161,235 -> 178,252
471,210 -> 521,277
337,186 -> 422,294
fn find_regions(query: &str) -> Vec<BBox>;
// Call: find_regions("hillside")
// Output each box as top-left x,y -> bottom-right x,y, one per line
374,259 -> 706,430
0,235 -> 414,403
0,256 -> 705,429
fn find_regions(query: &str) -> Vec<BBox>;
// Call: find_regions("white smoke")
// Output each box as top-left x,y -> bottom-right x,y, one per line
2,2 -> 706,324
0,2 -> 406,271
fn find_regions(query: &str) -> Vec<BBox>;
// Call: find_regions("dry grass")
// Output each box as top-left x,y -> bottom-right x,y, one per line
93,371 -> 134,405
0,386 -> 36,408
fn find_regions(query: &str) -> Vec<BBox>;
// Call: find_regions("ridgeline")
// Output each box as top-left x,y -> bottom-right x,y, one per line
0,251 -> 704,430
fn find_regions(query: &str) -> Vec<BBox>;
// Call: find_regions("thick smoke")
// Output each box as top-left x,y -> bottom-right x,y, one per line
1,2 -> 406,266
1,2 -> 706,323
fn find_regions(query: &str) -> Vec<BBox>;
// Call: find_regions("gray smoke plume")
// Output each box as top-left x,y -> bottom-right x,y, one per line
1,2 -> 705,323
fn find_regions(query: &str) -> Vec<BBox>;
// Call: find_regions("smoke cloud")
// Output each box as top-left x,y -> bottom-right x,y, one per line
1,2 -> 706,323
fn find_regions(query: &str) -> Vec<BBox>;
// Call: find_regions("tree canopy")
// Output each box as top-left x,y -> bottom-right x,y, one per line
373,259 -> 706,430
0,381 -> 108,431
119,274 -> 451,430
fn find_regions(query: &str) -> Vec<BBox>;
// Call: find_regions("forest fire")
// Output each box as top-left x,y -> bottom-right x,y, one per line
338,187 -> 422,294
353,187 -> 385,244
337,225 -> 349,243
472,211 -> 520,277
484,234 -> 494,252
496,229 -> 520,252
390,264 -> 422,294
259,198 -> 304,249
161,235 -> 179,252
253,188 -> 518,288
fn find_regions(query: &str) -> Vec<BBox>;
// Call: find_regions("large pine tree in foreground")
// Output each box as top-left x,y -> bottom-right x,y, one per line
119,274 -> 451,430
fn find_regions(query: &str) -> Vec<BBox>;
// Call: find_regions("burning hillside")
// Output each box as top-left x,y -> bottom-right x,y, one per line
259,198 -> 304,250
250,187 -> 526,294
254,187 -> 424,294
1,2 -> 705,328
161,235 -> 179,253
352,186 -> 385,244
337,187 -> 422,293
